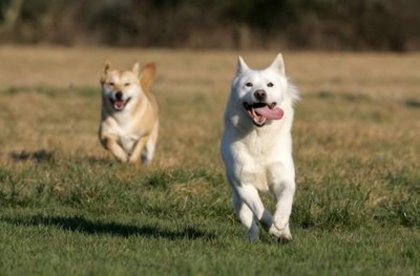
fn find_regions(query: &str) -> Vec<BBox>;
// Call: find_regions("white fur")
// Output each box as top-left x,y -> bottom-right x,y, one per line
221,53 -> 299,242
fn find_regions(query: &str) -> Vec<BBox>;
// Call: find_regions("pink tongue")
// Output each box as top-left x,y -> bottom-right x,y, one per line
254,106 -> 284,120
114,100 -> 124,108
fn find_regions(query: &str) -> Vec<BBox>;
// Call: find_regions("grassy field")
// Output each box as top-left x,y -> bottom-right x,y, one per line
0,46 -> 419,275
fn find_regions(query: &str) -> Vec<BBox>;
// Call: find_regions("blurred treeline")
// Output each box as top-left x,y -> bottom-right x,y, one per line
1,0 -> 419,51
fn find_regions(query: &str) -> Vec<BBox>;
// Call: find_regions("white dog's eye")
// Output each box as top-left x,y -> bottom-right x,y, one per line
124,83 -> 130,87
108,82 -> 115,86
267,82 -> 274,87
245,82 -> 253,87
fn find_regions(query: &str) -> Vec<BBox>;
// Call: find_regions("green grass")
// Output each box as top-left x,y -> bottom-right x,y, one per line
1,140 -> 419,275
0,51 -> 420,275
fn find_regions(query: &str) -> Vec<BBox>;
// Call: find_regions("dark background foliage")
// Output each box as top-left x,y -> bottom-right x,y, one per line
1,0 -> 419,51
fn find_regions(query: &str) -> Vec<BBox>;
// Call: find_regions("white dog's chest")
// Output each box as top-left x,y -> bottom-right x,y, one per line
235,151 -> 279,192
243,134 -> 275,158
240,163 -> 270,192
223,127 -> 292,192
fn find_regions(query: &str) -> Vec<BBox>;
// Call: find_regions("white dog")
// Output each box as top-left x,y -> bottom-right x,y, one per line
221,53 -> 299,242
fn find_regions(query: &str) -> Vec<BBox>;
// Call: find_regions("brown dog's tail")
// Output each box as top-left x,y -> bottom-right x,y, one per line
140,63 -> 156,93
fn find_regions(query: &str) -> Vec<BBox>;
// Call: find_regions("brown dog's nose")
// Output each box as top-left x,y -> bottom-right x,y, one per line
115,91 -> 123,100
254,89 -> 266,101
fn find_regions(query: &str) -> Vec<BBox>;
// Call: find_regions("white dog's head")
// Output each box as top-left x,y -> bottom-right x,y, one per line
230,53 -> 297,127
100,61 -> 155,112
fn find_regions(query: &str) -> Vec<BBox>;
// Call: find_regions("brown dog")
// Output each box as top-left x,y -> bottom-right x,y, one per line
98,61 -> 159,164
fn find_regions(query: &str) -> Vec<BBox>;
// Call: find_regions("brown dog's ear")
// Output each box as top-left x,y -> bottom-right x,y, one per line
132,62 -> 140,76
104,60 -> 112,72
101,60 -> 112,83
140,63 -> 156,92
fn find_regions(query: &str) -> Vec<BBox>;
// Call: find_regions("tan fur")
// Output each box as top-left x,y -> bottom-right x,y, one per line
98,61 -> 159,164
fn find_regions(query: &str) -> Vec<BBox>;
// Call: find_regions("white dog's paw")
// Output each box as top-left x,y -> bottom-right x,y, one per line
268,224 -> 292,243
278,231 -> 292,244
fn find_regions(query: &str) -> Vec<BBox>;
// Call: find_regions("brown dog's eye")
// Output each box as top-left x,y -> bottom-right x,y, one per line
124,83 -> 130,87
267,82 -> 274,87
245,82 -> 253,87
108,82 -> 115,86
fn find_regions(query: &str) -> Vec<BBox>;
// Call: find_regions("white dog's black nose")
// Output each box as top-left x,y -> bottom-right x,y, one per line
115,91 -> 123,100
254,89 -> 266,101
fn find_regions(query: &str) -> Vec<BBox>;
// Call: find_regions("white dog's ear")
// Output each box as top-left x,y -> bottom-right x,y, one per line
269,53 -> 285,75
132,62 -> 140,75
236,56 -> 250,75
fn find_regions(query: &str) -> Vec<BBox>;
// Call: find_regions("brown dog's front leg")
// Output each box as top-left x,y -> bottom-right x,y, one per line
128,136 -> 149,164
102,137 -> 128,162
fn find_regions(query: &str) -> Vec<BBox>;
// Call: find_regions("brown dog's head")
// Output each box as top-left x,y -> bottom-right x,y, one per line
100,61 -> 156,111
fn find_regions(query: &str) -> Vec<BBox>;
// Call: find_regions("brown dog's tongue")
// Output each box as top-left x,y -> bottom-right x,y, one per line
254,106 -> 284,120
114,100 -> 125,109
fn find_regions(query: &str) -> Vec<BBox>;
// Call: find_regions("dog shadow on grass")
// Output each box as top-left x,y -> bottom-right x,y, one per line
6,150 -> 118,166
8,149 -> 54,163
2,215 -> 216,241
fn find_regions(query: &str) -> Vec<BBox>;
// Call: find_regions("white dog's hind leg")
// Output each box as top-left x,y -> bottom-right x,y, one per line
232,190 -> 259,241
273,184 -> 294,226
271,180 -> 295,241
268,163 -> 295,241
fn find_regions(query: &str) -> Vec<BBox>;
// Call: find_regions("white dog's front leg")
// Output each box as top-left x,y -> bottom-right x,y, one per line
234,184 -> 275,231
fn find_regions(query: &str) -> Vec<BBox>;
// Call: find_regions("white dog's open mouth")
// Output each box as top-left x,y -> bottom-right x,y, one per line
109,98 -> 131,111
243,102 -> 284,127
